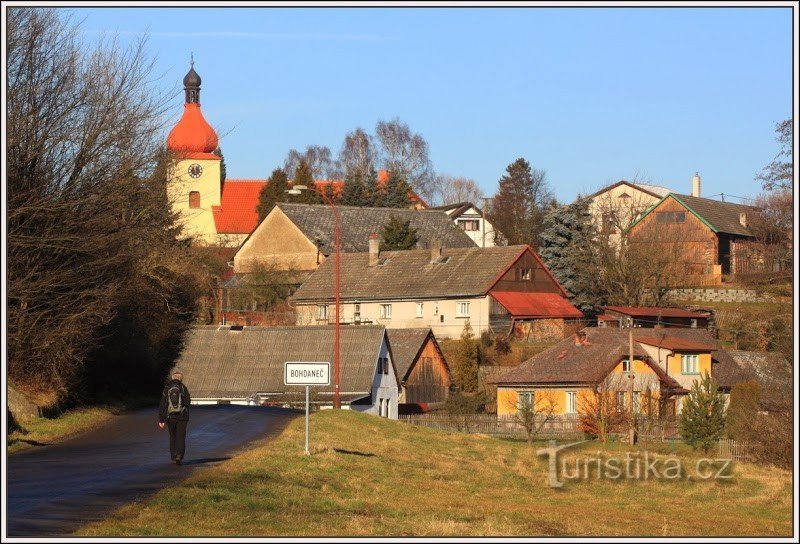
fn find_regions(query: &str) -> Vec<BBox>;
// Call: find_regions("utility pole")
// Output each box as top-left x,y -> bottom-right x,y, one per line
628,329 -> 636,445
481,197 -> 490,248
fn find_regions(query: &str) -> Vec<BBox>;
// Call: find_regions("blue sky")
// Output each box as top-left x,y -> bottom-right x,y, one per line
73,6 -> 793,203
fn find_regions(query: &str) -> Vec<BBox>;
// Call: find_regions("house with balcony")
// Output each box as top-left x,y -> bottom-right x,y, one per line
289,243 -> 582,340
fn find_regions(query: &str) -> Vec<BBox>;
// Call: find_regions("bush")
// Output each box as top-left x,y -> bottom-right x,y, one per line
494,336 -> 511,355
480,330 -> 494,349
679,373 -> 726,453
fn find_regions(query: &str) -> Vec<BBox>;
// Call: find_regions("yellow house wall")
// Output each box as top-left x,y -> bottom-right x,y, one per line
234,207 -> 321,273
168,158 -> 222,245
496,387 -> 593,416
295,296 -> 491,339
589,183 -> 662,246
665,352 -> 712,390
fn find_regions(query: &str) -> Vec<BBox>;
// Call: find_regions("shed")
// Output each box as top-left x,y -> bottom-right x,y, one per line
386,328 -> 451,411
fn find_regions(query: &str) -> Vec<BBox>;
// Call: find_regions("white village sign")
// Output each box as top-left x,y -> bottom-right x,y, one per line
284,362 -> 330,455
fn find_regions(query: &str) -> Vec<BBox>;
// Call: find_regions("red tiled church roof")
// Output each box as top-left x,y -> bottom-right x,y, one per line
167,103 -> 219,154
490,291 -> 583,318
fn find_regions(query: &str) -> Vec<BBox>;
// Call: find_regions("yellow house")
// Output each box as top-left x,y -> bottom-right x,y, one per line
491,328 -> 732,418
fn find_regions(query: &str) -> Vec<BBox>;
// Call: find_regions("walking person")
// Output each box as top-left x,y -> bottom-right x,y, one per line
158,371 -> 191,465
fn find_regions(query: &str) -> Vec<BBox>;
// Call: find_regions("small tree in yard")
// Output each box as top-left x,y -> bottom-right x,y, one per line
679,373 -> 727,454
506,391 -> 558,444
578,374 -> 629,442
380,215 -> 419,251
451,321 -> 480,393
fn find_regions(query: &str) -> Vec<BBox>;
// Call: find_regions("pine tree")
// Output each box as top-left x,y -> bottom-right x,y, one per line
379,215 -> 419,250
341,170 -> 368,207
382,170 -> 412,208
213,147 -> 227,185
538,197 -> 602,314
452,321 -> 479,393
256,168 -> 289,222
293,159 -> 322,205
361,167 -> 381,207
679,373 -> 727,453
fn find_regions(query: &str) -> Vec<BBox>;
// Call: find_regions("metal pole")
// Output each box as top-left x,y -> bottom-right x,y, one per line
324,192 -> 342,410
305,385 -> 310,455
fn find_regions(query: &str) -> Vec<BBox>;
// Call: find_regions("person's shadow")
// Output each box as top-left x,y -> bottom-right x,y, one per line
181,456 -> 230,466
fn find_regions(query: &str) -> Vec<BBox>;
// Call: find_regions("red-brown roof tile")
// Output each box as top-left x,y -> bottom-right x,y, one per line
490,292 -> 583,318
604,306 -> 710,318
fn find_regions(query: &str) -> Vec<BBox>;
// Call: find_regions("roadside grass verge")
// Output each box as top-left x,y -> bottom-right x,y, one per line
7,395 -> 157,455
76,410 -> 792,537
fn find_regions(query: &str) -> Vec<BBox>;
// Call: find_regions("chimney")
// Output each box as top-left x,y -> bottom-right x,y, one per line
430,239 -> 442,262
692,172 -> 701,197
739,212 -> 748,228
369,233 -> 380,266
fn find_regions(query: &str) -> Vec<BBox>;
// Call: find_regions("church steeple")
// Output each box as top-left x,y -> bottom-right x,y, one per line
183,54 -> 202,104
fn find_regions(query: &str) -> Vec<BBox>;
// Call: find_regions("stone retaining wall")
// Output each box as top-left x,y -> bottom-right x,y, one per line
665,288 -> 773,303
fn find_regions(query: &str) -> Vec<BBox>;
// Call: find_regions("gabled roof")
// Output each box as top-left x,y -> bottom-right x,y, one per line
429,202 -> 483,219
173,325 -> 395,400
588,180 -> 673,200
276,203 -> 476,256
291,245 -> 563,302
213,180 -> 268,234
604,306 -> 710,319
386,328 -> 446,381
491,292 -> 583,318
714,350 -> 792,410
491,328 -> 683,390
634,336 -> 718,352
630,193 -> 758,237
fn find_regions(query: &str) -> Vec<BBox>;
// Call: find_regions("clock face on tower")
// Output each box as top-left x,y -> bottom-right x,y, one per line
188,163 -> 203,179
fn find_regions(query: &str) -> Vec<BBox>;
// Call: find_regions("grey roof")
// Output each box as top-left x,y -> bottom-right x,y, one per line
669,194 -> 758,237
492,328 -> 727,390
291,245 -> 542,301
277,202 -> 476,255
386,328 -> 438,380
173,325 -> 393,400
716,350 -> 792,410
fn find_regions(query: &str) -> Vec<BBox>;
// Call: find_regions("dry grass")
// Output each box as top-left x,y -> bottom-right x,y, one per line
76,410 -> 792,537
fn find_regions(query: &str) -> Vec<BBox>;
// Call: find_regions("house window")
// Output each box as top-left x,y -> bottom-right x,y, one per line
189,191 -> 201,208
459,219 -> 480,231
316,304 -> 329,321
617,391 -> 627,410
621,359 -> 631,372
518,392 -> 534,412
380,304 -> 392,319
566,391 -> 577,414
416,302 -> 424,318
518,268 -> 532,281
681,354 -> 699,374
456,301 -> 470,317
434,302 -> 439,315
380,357 -> 389,375
632,391 -> 641,413
354,303 -> 361,323
601,212 -> 618,233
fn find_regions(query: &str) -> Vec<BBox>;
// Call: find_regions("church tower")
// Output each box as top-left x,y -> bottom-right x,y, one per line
166,57 -> 222,244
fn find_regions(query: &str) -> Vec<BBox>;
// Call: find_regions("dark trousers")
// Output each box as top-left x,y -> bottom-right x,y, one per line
167,418 -> 188,461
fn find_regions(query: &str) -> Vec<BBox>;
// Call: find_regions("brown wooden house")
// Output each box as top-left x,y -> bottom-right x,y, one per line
386,328 -> 451,413
627,193 -> 757,285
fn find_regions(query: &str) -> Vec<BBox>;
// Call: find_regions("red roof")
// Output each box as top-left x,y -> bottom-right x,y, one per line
213,180 -> 267,234
167,103 -> 219,154
604,306 -> 709,318
634,336 -> 718,351
490,291 -> 583,318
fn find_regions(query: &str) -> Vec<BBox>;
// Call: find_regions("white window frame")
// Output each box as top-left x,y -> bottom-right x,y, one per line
456,301 -> 470,317
681,354 -> 699,374
316,304 -> 329,321
518,391 -> 534,412
621,358 -> 631,372
566,391 -> 577,414
617,391 -> 627,410
380,304 -> 392,319
519,268 -> 532,280
416,302 -> 424,318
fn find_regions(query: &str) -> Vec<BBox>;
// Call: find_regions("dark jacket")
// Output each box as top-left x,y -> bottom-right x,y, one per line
159,379 -> 191,423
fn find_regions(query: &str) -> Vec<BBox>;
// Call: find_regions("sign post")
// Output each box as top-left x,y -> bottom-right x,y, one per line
284,362 -> 330,456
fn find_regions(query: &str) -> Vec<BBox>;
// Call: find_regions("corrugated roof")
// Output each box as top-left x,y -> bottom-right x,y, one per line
667,194 -> 757,237
173,325 -> 391,399
386,328 -> 434,380
491,292 -> 583,318
604,306 -> 710,319
277,202 -> 475,256
291,245 -> 535,301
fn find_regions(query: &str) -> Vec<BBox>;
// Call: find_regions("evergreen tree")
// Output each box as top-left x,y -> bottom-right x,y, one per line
293,159 -> 322,205
538,197 -> 603,314
382,170 -> 412,208
487,158 -> 554,247
451,321 -> 479,393
256,168 -> 289,222
380,215 -> 419,250
213,147 -> 226,185
341,169 -> 368,207
679,373 -> 727,453
361,167 -> 382,207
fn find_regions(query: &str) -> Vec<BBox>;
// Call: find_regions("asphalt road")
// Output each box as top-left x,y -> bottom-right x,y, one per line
6,404 -> 299,537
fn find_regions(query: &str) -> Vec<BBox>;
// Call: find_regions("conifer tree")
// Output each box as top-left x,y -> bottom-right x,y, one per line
679,373 -> 727,453
256,168 -> 289,222
452,321 -> 479,393
379,215 -> 419,251
213,147 -> 227,185
293,159 -> 322,205
341,170 -> 368,207
382,170 -> 412,208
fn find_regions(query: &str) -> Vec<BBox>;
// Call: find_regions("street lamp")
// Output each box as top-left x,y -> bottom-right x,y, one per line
286,185 -> 342,409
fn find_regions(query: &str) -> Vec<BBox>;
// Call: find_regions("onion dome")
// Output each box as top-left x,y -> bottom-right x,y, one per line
166,57 -> 219,154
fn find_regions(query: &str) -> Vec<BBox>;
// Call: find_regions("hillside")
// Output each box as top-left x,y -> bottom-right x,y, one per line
77,410 -> 791,537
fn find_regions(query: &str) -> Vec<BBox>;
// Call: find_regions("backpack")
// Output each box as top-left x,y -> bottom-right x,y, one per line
167,384 -> 185,415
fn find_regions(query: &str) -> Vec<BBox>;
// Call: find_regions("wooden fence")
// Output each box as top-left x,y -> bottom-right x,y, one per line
717,438 -> 754,462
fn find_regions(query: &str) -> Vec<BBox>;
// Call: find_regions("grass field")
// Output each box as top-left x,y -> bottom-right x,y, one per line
76,410 -> 793,537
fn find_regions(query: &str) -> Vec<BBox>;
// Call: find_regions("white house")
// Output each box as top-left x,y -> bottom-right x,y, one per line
430,202 -> 497,247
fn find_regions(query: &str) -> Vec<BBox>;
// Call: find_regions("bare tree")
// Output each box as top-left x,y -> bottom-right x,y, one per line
338,127 -> 376,180
375,117 -> 435,201
7,9 -> 196,405
756,118 -> 793,192
577,374 -> 630,443
430,174 -> 484,207
284,145 -> 340,180
504,391 -> 558,444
